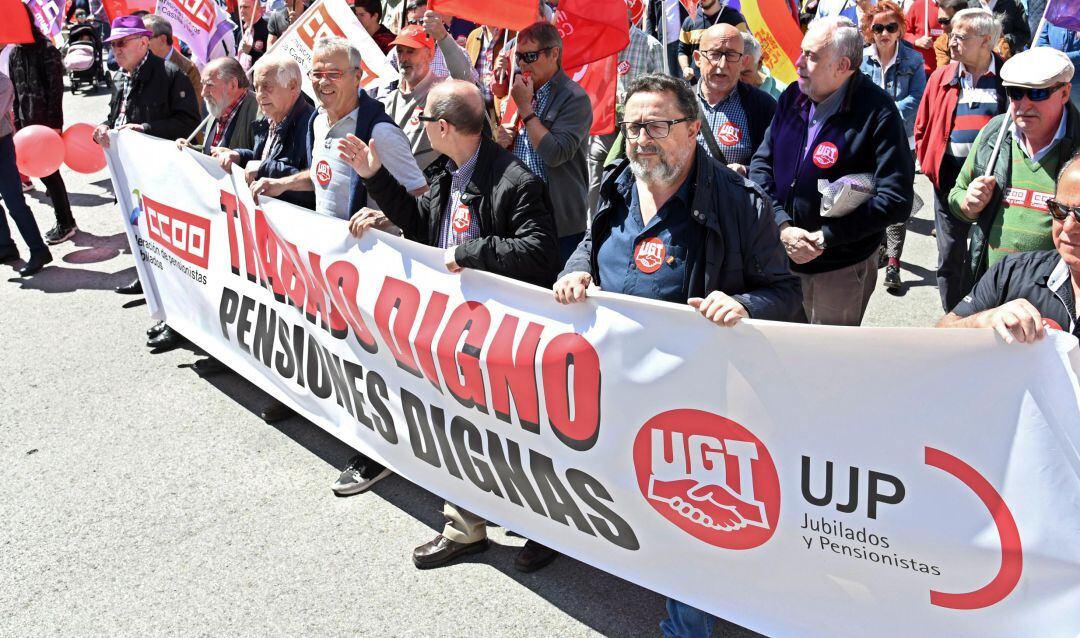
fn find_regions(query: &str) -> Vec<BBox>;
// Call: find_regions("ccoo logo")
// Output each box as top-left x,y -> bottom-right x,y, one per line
633,409 -> 781,549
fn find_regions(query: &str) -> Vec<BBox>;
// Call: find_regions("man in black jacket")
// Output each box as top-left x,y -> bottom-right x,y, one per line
749,16 -> 914,326
554,72 -> 798,638
93,16 -> 199,318
341,79 -> 562,571
692,23 -> 776,176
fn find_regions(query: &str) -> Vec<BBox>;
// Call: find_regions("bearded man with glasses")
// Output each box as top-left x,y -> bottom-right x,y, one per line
555,72 -> 799,638
938,153 -> 1080,343
948,46 -> 1080,296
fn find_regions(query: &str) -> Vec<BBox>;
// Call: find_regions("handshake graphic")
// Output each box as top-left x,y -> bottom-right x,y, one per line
647,476 -> 770,532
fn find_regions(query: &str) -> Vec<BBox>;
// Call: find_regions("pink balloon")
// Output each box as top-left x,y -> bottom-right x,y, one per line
13,125 -> 65,178
62,123 -> 107,174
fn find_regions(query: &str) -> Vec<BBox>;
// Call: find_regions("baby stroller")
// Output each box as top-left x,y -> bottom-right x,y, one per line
64,21 -> 110,93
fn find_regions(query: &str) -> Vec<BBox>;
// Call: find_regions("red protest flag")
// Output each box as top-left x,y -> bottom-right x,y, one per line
555,0 -> 629,69
568,55 -> 618,136
100,0 -> 155,22
0,0 -> 34,45
428,0 -> 537,31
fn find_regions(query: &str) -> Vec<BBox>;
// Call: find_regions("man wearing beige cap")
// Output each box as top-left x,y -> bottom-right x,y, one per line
948,46 -> 1080,297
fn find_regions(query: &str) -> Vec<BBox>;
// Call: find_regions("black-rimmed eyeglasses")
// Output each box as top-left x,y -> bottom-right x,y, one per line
618,117 -> 693,140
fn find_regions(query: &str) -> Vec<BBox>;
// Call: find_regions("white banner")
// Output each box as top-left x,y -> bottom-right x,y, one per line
155,0 -> 235,65
105,132 -> 1080,638
263,0 -> 399,97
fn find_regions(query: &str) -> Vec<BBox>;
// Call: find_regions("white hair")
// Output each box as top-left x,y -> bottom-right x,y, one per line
952,8 -> 1003,44
312,36 -> 361,70
810,16 -> 863,70
255,55 -> 302,89
741,31 -> 762,66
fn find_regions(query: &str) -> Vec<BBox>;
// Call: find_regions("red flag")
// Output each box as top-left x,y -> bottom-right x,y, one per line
428,0 -> 536,31
555,0 -> 629,69
0,0 -> 34,45
100,0 -> 156,21
568,55 -> 618,136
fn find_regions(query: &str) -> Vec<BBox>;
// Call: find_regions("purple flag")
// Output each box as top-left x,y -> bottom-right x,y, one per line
23,0 -> 65,46
1046,0 -> 1080,31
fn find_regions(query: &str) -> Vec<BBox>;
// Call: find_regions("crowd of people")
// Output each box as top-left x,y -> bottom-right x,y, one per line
2,0 -> 1080,635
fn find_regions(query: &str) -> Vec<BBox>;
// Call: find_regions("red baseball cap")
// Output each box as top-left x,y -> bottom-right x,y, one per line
390,25 -> 434,50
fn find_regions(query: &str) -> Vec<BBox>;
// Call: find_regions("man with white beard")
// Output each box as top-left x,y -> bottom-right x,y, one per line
554,74 -> 800,637
193,57 -> 260,155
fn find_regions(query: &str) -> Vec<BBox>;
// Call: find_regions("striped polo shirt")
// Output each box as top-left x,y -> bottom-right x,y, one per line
948,59 -> 1001,158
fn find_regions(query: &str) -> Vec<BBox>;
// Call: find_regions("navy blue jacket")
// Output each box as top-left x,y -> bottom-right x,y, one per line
235,95 -> 315,209
563,147 -> 802,321
748,71 -> 915,274
305,88 -> 395,217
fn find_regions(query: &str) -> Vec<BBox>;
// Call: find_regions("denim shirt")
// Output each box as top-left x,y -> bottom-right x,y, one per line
859,41 -> 927,138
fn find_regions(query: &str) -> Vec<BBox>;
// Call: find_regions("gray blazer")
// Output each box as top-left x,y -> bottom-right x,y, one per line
535,68 -> 592,237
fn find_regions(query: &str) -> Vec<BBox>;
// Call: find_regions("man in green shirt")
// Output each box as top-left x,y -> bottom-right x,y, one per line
949,46 -> 1080,294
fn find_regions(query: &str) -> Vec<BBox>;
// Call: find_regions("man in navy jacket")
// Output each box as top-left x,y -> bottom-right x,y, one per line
749,16 -> 914,326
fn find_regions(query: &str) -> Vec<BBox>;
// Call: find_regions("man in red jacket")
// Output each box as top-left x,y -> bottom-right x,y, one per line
914,7 -> 1006,311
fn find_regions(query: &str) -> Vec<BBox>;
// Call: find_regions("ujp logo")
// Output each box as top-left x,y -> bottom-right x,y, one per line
633,409 -> 780,549
634,237 -> 665,274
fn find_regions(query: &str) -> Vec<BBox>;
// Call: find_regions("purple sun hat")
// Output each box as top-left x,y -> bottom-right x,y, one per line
103,15 -> 153,43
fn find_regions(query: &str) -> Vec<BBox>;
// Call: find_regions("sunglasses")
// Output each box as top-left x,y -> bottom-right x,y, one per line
937,17 -> 951,26
871,22 -> 900,34
1047,199 -> 1080,223
515,47 -> 553,63
1006,84 -> 1065,102
416,114 -> 440,123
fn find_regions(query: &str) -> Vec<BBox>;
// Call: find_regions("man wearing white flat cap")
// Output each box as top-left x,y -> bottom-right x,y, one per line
948,46 -> 1080,297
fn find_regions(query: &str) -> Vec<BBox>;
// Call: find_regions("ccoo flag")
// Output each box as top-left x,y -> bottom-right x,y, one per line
155,0 -> 235,65
1045,0 -> 1080,31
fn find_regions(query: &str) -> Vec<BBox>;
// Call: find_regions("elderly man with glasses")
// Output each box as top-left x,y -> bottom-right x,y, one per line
692,23 -> 776,177
948,47 -> 1080,296
938,153 -> 1080,342
555,72 -> 799,638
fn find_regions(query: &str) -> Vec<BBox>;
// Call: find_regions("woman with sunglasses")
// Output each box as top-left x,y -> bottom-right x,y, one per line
859,1 -> 926,292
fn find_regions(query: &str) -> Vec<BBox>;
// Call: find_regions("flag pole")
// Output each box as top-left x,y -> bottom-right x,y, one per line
984,105 -> 1012,178
1034,0 -> 1051,46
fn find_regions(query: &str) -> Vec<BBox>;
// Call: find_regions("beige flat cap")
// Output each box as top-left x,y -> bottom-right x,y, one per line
1000,46 -> 1075,89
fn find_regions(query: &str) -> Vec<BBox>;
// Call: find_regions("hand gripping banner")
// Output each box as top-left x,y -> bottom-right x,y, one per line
105,132 -> 1080,638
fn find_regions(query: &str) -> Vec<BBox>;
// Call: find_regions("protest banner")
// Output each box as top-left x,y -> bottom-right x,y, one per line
263,0 -> 399,98
23,0 -> 66,47
155,0 -> 235,65
105,131 -> 1080,638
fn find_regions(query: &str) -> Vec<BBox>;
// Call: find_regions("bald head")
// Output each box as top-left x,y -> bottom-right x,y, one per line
698,23 -> 743,53
695,23 -> 744,101
427,80 -> 485,136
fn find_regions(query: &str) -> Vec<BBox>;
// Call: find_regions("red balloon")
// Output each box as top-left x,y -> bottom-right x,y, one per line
14,125 -> 65,178
62,123 -> 107,174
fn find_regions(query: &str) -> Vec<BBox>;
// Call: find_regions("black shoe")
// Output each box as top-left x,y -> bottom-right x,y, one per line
0,246 -> 18,263
17,251 -> 53,276
147,325 -> 184,350
515,540 -> 558,573
884,265 -> 901,291
44,225 -> 77,245
331,454 -> 391,495
116,279 -> 143,295
412,535 -> 489,570
876,244 -> 888,269
192,357 -> 228,376
259,400 -> 295,423
146,321 -> 167,338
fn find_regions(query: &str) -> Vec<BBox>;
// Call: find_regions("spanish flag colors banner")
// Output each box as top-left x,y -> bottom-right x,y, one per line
740,0 -> 802,86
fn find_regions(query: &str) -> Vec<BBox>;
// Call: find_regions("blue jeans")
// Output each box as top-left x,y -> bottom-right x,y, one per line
0,135 -> 46,255
661,599 -> 716,638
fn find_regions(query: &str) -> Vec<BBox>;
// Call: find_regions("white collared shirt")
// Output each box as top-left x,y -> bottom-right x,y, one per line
1012,107 -> 1069,162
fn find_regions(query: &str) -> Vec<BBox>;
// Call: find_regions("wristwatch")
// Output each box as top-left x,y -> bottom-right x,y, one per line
521,113 -> 538,126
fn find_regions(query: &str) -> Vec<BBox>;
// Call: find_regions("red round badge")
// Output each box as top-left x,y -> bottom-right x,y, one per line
718,122 -> 742,146
451,204 -> 471,233
409,105 -> 424,127
315,160 -> 333,187
634,237 -> 666,274
633,409 -> 781,550
812,142 -> 839,169
618,60 -> 631,76
1043,318 -> 1063,331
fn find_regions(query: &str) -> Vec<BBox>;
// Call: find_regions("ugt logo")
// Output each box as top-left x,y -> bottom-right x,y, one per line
633,409 -> 780,549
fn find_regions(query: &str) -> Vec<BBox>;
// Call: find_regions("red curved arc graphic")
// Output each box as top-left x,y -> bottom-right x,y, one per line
924,447 -> 1023,610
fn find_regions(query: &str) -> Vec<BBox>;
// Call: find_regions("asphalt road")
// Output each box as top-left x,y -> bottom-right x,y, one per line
0,84 -> 942,637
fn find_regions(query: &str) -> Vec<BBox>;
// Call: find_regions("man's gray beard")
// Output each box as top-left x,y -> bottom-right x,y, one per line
628,151 -> 684,185
205,98 -> 224,118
